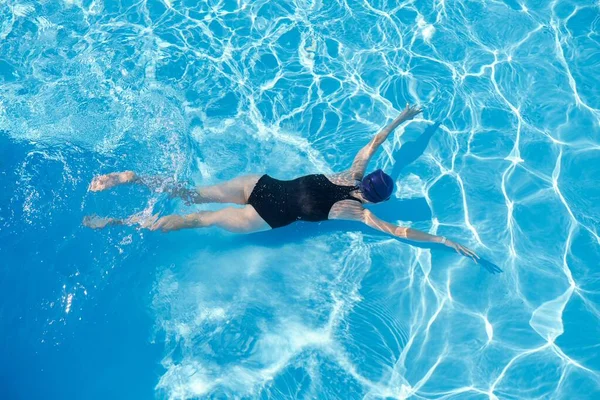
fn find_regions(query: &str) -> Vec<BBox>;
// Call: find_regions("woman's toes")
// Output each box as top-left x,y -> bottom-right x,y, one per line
121,171 -> 136,182
83,215 -> 108,229
89,176 -> 108,191
89,172 -> 136,192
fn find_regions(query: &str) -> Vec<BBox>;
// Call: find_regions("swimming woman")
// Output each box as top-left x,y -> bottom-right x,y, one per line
85,104 -> 479,263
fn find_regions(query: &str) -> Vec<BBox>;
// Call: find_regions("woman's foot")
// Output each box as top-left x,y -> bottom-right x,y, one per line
83,213 -> 158,229
89,171 -> 138,192
83,215 -> 121,229
168,185 -> 200,205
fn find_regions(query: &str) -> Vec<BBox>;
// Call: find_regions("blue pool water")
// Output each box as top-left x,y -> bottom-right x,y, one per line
1,0 -> 600,398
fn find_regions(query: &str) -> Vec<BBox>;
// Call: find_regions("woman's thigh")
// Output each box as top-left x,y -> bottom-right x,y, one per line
195,175 -> 262,204
203,205 -> 271,233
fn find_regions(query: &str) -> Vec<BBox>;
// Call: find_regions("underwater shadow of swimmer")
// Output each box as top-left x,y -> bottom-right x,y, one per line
390,121 -> 442,181
371,121 -> 442,223
364,122 -> 443,224
240,218 -> 501,274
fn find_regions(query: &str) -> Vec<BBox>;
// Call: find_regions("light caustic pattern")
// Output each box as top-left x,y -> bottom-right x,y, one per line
2,0 -> 600,399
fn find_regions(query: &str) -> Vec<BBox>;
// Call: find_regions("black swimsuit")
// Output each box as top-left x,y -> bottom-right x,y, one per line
247,174 -> 362,228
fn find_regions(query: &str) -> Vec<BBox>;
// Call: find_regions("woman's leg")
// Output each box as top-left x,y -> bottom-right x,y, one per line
89,171 -> 261,205
84,205 -> 270,234
186,175 -> 261,205
151,205 -> 270,233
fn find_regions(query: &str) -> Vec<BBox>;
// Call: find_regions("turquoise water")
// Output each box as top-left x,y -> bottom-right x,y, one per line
1,0 -> 600,398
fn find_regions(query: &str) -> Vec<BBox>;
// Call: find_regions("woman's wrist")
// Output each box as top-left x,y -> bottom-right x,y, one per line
396,113 -> 409,123
440,236 -> 447,245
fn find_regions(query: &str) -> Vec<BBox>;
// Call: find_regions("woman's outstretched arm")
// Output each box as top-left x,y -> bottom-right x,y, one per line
348,103 -> 422,179
363,209 -> 479,263
362,209 -> 480,263
329,201 -> 480,263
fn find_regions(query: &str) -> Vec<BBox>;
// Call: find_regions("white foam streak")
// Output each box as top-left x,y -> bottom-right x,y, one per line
529,287 -> 574,343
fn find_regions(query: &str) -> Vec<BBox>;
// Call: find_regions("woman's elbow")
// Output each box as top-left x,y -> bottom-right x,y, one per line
394,226 -> 409,238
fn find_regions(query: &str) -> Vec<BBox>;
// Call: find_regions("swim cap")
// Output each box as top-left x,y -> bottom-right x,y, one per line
359,169 -> 394,203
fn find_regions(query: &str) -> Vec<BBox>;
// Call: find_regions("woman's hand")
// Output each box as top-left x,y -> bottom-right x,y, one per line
400,103 -> 422,120
444,238 -> 480,263
443,237 -> 502,273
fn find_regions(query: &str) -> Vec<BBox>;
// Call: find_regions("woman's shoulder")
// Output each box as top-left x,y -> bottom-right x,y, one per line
325,171 -> 358,186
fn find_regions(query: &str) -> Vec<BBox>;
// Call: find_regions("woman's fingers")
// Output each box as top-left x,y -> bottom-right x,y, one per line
453,244 -> 479,263
449,242 -> 499,271
460,244 -> 476,256
462,249 -> 478,263
466,249 -> 479,261
402,105 -> 422,120
404,103 -> 422,115
463,247 -> 477,257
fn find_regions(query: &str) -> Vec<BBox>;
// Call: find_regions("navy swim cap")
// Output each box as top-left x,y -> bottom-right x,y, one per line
359,169 -> 394,203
